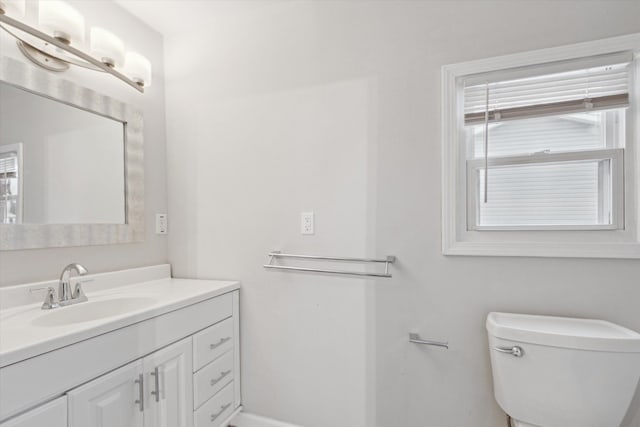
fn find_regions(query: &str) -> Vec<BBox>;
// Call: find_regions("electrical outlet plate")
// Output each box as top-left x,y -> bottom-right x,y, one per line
301,212 -> 314,235
155,213 -> 168,235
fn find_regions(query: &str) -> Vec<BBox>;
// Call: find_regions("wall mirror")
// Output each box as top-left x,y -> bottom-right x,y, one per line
0,57 -> 144,250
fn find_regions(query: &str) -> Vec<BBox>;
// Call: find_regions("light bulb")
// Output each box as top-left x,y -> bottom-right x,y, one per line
90,27 -> 125,68
124,52 -> 152,88
39,0 -> 85,45
0,0 -> 25,18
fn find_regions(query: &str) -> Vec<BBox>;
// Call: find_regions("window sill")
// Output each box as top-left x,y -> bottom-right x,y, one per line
443,240 -> 640,259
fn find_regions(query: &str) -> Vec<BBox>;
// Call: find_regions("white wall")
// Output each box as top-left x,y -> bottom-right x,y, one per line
163,1 -> 640,426
0,0 -> 168,286
165,60 -> 376,427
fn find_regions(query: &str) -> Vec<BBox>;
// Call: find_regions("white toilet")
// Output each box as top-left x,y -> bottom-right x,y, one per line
486,312 -> 640,427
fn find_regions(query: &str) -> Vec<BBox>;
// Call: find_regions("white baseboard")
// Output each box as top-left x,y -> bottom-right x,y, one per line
231,412 -> 303,427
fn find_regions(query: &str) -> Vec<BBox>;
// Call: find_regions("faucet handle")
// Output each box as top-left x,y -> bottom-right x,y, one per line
41,287 -> 60,310
72,279 -> 92,301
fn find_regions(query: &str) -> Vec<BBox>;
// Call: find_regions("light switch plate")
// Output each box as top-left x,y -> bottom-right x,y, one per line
155,213 -> 168,235
301,212 -> 314,235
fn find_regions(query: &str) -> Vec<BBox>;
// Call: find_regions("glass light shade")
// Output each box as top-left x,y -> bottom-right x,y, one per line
90,27 -> 125,68
124,52 -> 152,88
38,0 -> 85,45
0,0 -> 25,17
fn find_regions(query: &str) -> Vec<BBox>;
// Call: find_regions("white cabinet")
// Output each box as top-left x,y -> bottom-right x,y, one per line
194,382 -> 234,427
69,338 -> 193,427
0,396 -> 67,427
0,287 -> 240,427
143,337 -> 193,427
68,361 -> 144,427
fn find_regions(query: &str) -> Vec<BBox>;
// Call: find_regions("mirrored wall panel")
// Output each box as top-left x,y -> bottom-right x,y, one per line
0,81 -> 126,225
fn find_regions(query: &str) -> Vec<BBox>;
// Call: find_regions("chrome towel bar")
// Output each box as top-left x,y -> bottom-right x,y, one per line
263,251 -> 396,278
409,333 -> 449,349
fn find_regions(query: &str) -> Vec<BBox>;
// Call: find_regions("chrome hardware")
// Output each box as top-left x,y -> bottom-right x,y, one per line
58,263 -> 88,303
72,279 -> 92,301
409,333 -> 449,349
40,287 -> 60,310
150,367 -> 160,402
210,370 -> 232,387
531,149 -> 551,155
0,13 -> 145,92
210,403 -> 231,422
40,264 -> 90,310
210,337 -> 231,350
134,374 -> 144,412
264,251 -> 396,278
494,345 -> 524,357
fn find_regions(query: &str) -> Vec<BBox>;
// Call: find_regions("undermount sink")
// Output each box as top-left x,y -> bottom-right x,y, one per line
31,296 -> 158,327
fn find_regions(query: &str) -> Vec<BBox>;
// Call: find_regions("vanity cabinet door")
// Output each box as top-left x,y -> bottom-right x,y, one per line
0,396 -> 67,427
68,360 -> 144,427
143,337 -> 193,427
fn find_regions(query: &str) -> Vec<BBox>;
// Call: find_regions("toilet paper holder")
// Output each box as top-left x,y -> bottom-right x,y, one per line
409,333 -> 449,349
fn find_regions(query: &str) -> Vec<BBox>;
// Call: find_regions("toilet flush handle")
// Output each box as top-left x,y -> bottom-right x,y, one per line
494,346 -> 524,357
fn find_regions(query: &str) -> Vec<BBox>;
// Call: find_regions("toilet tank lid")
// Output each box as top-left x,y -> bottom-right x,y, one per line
486,312 -> 640,353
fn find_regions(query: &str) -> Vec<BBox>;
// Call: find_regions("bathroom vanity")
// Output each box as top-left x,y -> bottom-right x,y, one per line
0,265 -> 241,427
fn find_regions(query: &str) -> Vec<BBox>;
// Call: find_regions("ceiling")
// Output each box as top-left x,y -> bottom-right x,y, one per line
114,0 -> 284,36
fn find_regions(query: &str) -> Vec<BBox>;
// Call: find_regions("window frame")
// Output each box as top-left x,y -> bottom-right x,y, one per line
441,33 -> 640,258
466,148 -> 624,231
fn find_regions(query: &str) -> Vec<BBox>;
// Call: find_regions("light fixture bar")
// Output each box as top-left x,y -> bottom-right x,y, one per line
0,13 -> 144,93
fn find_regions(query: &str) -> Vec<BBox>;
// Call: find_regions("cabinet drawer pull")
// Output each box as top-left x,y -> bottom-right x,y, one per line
134,374 -> 144,412
210,403 -> 231,422
209,337 -> 231,350
150,367 -> 161,402
210,370 -> 232,387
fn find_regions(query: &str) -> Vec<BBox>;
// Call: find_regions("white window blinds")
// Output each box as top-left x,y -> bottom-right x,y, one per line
0,153 -> 18,178
476,160 -> 606,227
464,52 -> 632,125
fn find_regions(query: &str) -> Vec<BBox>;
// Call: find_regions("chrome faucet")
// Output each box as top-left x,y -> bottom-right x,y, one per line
59,263 -> 88,303
39,263 -> 90,309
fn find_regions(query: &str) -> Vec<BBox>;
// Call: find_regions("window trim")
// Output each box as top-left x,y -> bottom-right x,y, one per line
441,33 -> 640,258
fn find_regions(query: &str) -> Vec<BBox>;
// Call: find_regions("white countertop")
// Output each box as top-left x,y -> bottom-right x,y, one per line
0,265 -> 239,368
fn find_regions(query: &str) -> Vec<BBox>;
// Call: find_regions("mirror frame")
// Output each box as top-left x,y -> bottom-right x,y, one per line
0,56 -> 144,250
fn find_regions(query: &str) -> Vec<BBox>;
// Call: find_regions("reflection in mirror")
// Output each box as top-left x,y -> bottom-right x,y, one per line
0,143 -> 21,224
0,81 -> 125,225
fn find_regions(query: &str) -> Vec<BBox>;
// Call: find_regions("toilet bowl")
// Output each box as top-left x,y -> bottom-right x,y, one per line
486,312 -> 640,427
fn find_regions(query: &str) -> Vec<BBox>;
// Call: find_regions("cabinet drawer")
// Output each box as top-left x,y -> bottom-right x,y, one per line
0,396 -> 66,427
194,381 -> 234,427
193,318 -> 234,372
194,350 -> 234,409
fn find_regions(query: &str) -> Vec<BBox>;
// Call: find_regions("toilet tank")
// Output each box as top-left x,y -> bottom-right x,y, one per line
486,312 -> 640,427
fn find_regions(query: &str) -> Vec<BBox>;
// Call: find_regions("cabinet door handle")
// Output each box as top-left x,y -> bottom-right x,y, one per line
210,403 -> 231,423
134,374 -> 144,412
150,367 -> 160,402
210,370 -> 232,387
210,337 -> 231,350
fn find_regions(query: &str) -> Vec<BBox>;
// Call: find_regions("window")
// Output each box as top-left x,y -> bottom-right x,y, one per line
442,34 -> 640,258
0,143 -> 22,225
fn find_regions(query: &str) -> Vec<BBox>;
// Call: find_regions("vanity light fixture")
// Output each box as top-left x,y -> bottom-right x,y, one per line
90,27 -> 125,68
0,0 -> 151,92
123,52 -> 152,88
0,0 -> 25,18
39,0 -> 85,45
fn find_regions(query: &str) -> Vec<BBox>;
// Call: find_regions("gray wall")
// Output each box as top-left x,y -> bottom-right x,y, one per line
0,0 -> 168,286
164,1 -> 640,427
